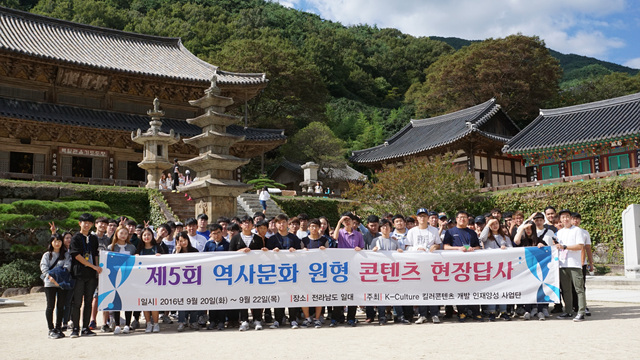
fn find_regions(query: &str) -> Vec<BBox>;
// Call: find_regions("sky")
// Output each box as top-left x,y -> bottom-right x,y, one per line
274,0 -> 640,69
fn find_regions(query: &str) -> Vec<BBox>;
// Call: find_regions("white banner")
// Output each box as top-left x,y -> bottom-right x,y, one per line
98,247 -> 560,311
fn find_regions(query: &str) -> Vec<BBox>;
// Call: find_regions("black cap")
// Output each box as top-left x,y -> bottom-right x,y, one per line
428,211 -> 438,217
474,215 -> 486,224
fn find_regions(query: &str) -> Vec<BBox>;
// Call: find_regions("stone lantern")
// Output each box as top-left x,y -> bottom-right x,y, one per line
131,98 -> 180,189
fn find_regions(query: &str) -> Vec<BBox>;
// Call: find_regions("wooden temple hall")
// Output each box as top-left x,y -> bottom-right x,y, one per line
350,99 -> 528,187
0,7 -> 285,185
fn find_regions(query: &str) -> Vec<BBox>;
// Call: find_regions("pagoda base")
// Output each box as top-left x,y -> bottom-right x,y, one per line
178,178 -> 251,219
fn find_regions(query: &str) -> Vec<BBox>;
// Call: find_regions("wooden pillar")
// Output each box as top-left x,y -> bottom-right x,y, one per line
487,152 -> 493,187
466,143 -> 475,174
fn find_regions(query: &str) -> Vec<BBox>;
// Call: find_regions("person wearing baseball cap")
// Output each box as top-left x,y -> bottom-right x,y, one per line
555,209 -> 587,322
404,207 -> 442,324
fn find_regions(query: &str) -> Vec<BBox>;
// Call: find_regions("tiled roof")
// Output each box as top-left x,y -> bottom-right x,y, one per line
504,92 -> 640,154
277,159 -> 367,181
0,6 -> 267,85
350,99 -> 517,164
0,97 -> 285,142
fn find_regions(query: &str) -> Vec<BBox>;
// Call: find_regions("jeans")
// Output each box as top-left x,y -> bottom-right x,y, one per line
365,306 -> 386,320
418,305 -> 440,318
485,304 -> 507,313
71,276 -> 97,330
394,306 -> 414,320
178,311 -> 201,324
45,287 -> 67,330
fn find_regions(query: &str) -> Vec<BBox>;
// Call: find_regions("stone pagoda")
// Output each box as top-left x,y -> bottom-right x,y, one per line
179,73 -> 251,219
131,98 -> 180,189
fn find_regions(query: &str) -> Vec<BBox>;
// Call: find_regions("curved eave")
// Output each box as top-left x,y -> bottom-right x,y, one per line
351,128 -> 510,164
505,130 -> 640,156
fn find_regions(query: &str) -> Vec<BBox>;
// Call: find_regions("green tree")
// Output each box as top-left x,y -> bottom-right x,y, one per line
282,122 -> 347,170
556,72 -> 640,107
211,32 -> 328,135
406,34 -> 561,127
345,154 -> 479,216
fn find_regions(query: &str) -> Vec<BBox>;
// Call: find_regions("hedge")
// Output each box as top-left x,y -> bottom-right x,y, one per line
0,258 -> 41,288
272,196 -> 343,225
467,175 -> 640,261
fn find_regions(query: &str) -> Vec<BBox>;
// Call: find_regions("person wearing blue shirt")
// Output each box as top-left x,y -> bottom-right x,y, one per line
443,211 -> 482,322
203,224 -> 229,330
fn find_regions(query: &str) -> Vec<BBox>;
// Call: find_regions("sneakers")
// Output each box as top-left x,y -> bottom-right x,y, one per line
130,319 -> 139,330
432,315 -> 441,324
537,312 -> 545,321
153,323 -> 160,333
399,316 -> 411,324
458,314 -> 466,323
101,324 -> 111,333
113,326 -> 122,335
314,320 -> 322,328
415,316 -> 427,324
500,312 -> 511,321
48,329 -> 62,339
573,314 -> 585,322
291,320 -> 300,329
542,308 -> 550,318
198,315 -> 208,327
81,328 -> 96,337
55,328 -> 65,338
70,329 -> 80,338
189,323 -> 200,331
269,320 -> 280,329
489,313 -> 496,322
177,323 -> 185,332
145,322 -> 153,333
319,316 -> 325,324
379,317 -> 387,326
347,320 -> 356,327
558,313 -> 574,319
474,315 -> 484,322
239,321 -> 250,331
329,320 -> 338,328
302,318 -> 312,327
523,312 -> 531,320
162,314 -> 173,324
217,322 -> 225,331
88,320 -> 97,330
585,308 -> 591,316
254,321 -> 263,330
122,325 -> 130,334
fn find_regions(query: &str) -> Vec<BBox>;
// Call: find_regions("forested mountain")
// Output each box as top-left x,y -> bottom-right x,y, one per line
2,0 -> 640,177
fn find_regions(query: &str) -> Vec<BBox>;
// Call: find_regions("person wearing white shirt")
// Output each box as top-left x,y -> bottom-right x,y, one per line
554,209 -> 586,322
185,218 -> 207,252
571,212 -> 593,317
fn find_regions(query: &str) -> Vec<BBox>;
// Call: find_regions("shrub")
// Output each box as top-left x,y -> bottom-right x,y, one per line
0,214 -> 36,229
0,259 -> 41,288
0,204 -> 15,214
11,200 -> 69,218
272,196 -> 342,225
64,200 -> 111,213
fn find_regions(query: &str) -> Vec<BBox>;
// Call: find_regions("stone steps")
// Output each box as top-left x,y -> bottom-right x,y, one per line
237,193 -> 284,218
161,191 -> 195,222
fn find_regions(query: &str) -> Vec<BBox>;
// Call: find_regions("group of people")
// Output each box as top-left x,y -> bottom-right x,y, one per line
159,159 -> 192,191
40,205 -> 593,338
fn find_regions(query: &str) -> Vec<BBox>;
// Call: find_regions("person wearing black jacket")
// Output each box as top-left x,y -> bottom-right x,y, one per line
228,216 -> 268,331
69,213 -> 102,338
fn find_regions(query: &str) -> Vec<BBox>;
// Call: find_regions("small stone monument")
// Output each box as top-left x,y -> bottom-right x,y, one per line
131,98 -> 180,189
299,161 -> 320,193
622,204 -> 640,278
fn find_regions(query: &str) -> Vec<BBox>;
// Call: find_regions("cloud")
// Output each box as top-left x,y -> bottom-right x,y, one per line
623,57 -> 640,69
273,0 -> 629,59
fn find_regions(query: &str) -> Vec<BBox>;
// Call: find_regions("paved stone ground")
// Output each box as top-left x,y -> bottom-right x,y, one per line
1,292 -> 639,360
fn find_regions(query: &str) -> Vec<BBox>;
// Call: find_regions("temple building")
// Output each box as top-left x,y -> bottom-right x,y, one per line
0,7 -> 285,185
350,99 -> 526,187
503,92 -> 640,181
